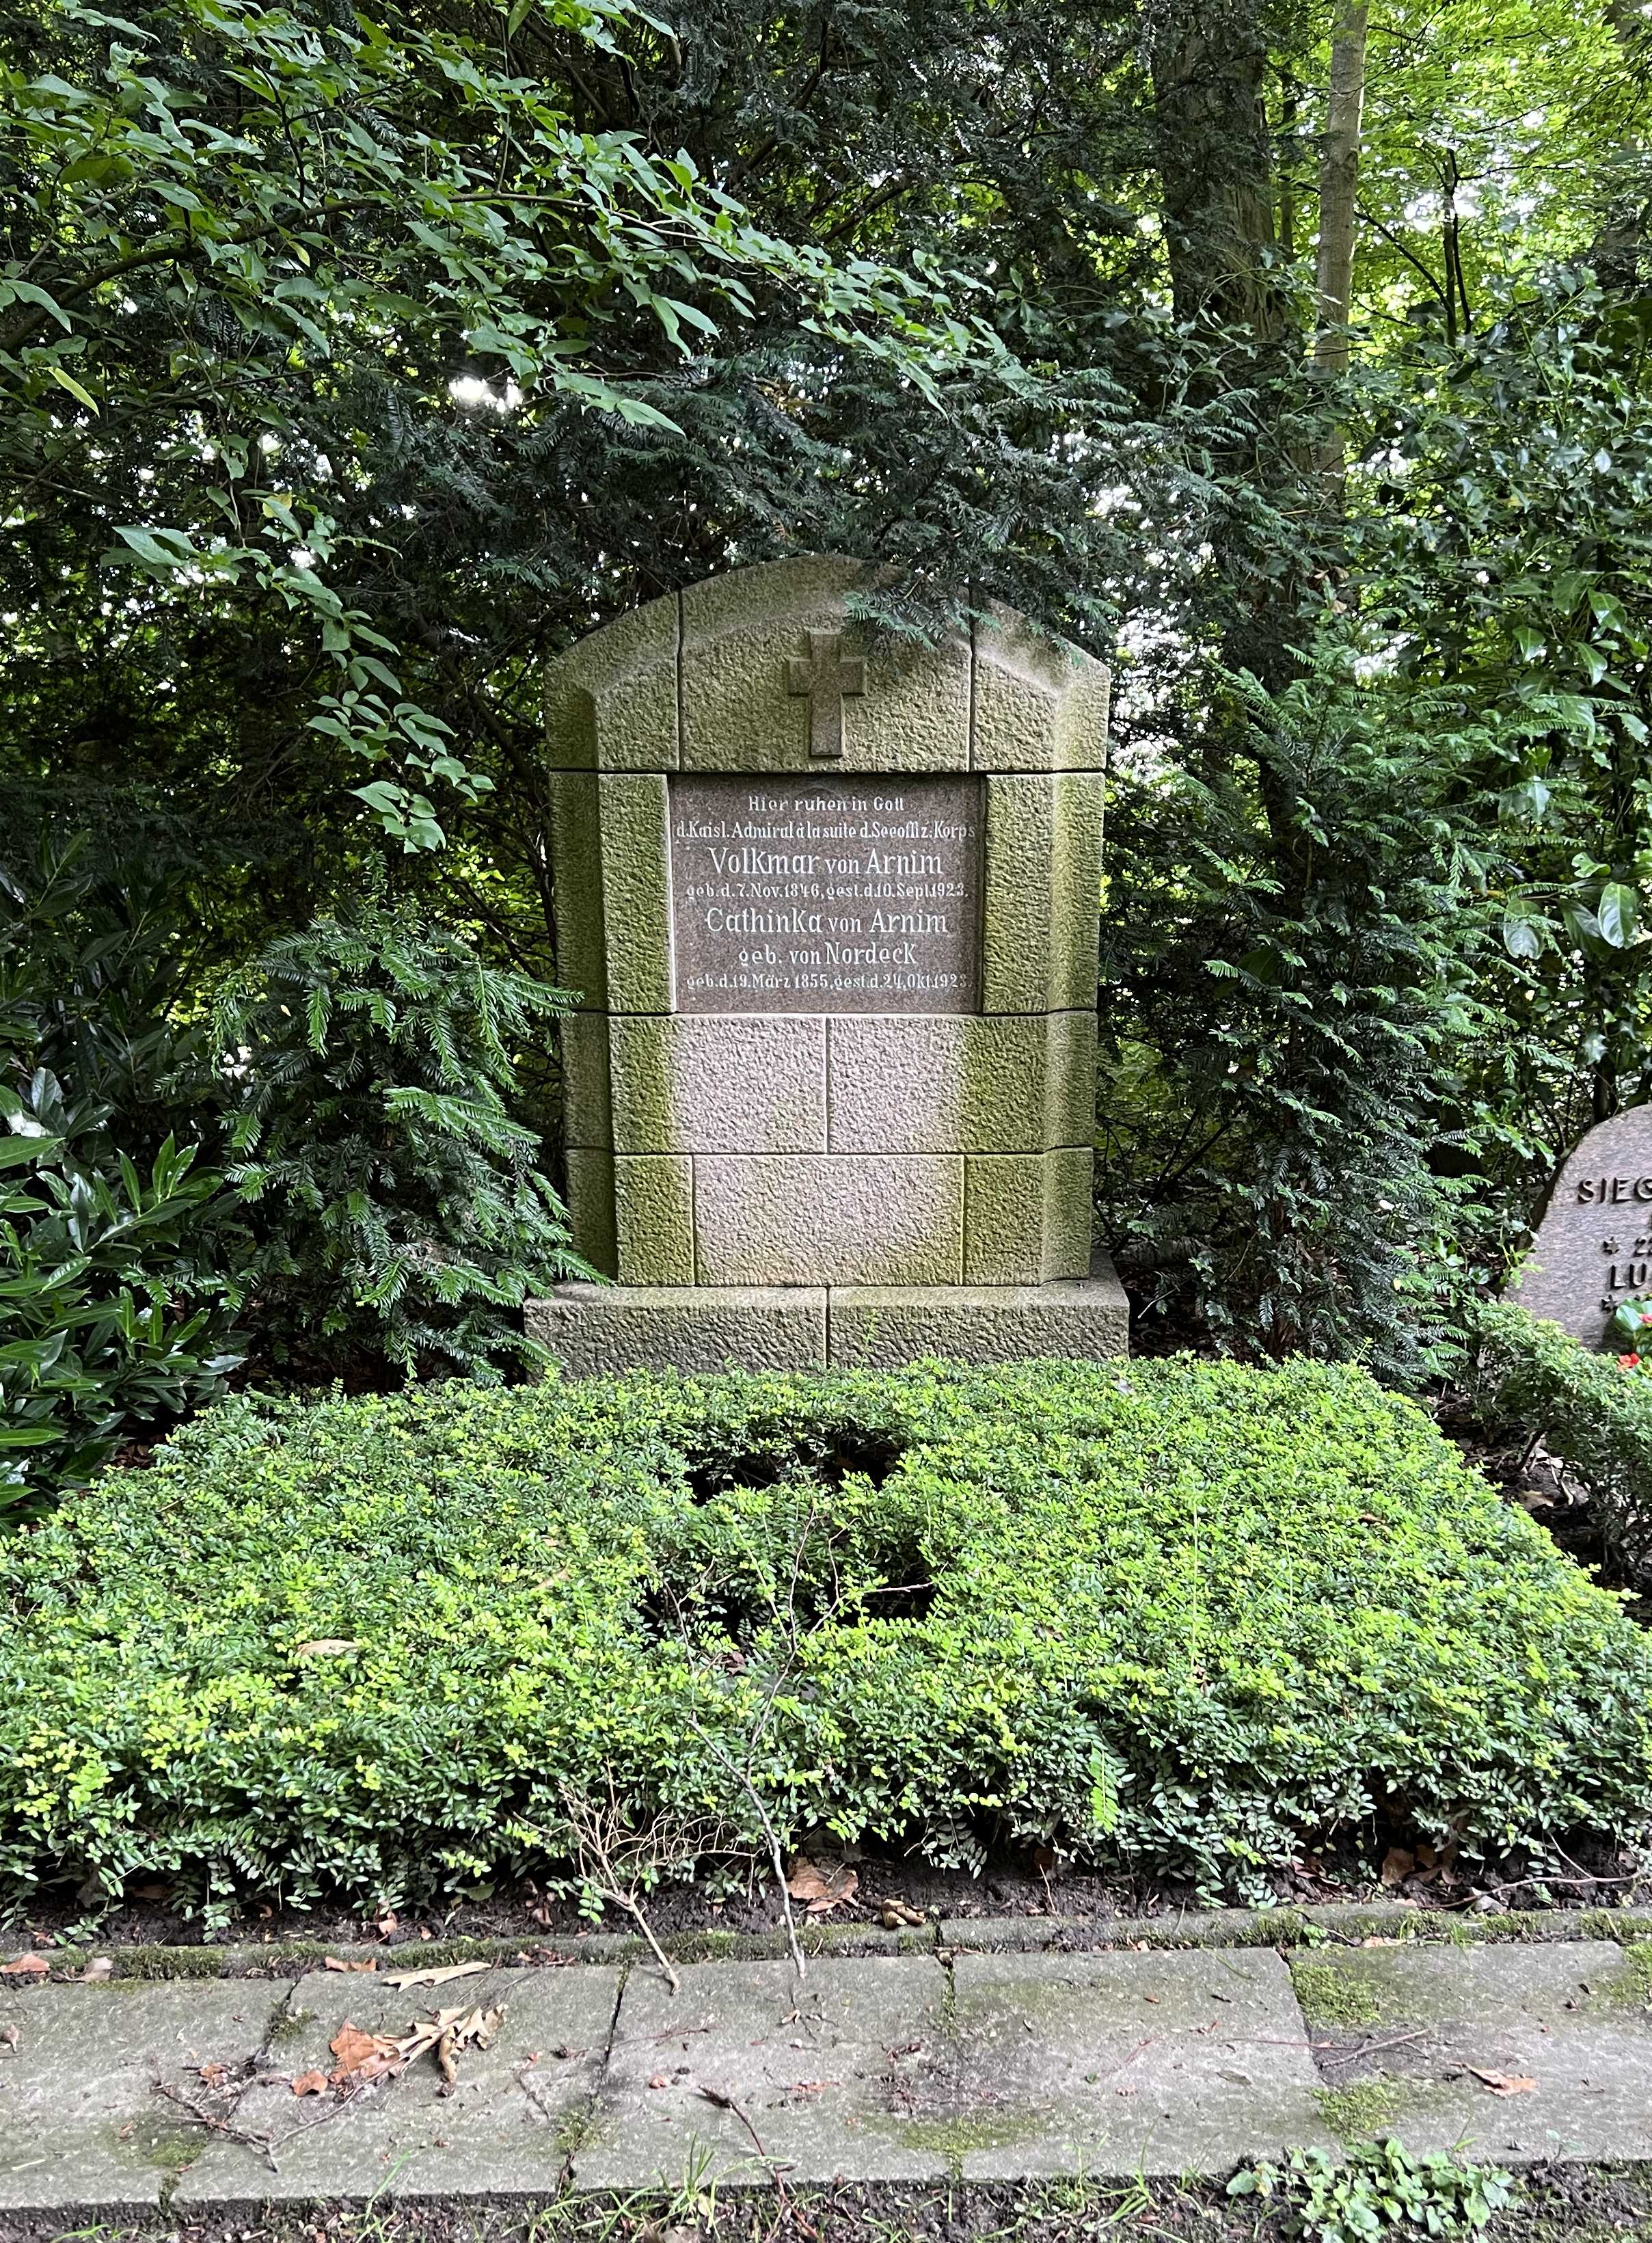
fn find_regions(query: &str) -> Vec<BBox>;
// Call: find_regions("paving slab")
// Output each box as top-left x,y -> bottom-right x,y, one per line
174,1964 -> 619,2205
573,1957 -> 951,2188
1298,1939 -> 1652,2164
0,1978 -> 287,2212
934,1947 -> 1327,2178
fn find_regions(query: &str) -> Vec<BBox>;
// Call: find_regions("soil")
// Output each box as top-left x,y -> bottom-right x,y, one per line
0,2162 -> 1648,2243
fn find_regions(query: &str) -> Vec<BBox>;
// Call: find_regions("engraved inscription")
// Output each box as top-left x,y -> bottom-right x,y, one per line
670,773 -> 982,1015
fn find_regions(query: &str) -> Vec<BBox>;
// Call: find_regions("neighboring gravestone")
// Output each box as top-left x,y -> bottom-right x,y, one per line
524,554 -> 1128,1373
1507,1105 -> 1652,1348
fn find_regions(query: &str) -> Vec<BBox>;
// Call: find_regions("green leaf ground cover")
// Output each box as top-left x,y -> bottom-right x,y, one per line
2,1356 -> 1648,1918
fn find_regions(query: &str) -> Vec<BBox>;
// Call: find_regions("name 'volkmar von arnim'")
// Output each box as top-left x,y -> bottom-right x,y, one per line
705,844 -> 944,878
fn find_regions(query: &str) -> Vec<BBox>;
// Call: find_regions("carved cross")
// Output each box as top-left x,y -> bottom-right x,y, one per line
786,629 -> 866,760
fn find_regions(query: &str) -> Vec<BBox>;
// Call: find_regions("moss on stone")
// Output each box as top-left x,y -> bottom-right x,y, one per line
1313,2081 -> 1405,2139
1291,1957 -> 1383,2026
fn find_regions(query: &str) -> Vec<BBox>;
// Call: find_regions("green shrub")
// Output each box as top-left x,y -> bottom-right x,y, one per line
213,894 -> 582,1381
2,1355 -> 1649,1918
1467,1299 -> 1652,1585
1,846 -> 243,1517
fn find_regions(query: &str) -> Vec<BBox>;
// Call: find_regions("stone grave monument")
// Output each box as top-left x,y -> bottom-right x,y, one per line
1507,1104 -> 1652,1348
525,554 -> 1129,1373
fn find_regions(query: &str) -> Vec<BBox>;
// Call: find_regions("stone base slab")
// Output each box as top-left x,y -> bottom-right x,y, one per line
525,1259 -> 1128,1375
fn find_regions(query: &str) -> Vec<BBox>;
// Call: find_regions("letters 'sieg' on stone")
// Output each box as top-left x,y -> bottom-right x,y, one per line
1506,1103 -> 1652,1347
531,554 -> 1127,1371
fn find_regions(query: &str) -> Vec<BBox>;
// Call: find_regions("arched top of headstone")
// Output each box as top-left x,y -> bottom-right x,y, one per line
1507,1103 -> 1652,1347
545,553 -> 1109,776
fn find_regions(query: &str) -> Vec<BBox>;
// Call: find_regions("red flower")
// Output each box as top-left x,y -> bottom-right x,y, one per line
1620,1352 -> 1642,1369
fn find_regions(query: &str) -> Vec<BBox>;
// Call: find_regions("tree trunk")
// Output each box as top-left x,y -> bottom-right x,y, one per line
1312,0 -> 1367,372
1147,1 -> 1282,336
1593,0 -> 1648,290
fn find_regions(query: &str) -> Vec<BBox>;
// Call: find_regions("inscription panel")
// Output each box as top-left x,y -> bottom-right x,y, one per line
670,774 -> 982,1015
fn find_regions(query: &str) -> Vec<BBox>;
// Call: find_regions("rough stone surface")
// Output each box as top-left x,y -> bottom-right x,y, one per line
971,608 -> 1111,773
826,1014 -> 1094,1155
694,1155 -> 963,1286
962,1155 -> 1048,1285
547,773 -> 607,1011
679,559 -> 971,775
611,1017 -> 827,1155
546,590 -> 679,772
614,1155 -> 695,1287
563,1012 -> 614,1152
599,776 -> 673,1015
979,776 -> 1102,1015
1295,1939 -> 1652,2164
575,1958 -> 951,2188
1505,1104 -> 1652,1347
564,1149 -> 617,1278
828,1267 -> 1128,1367
934,1949 -> 1324,2178
176,1967 -> 617,2205
526,1284 -> 828,1373
0,1979 -> 286,2212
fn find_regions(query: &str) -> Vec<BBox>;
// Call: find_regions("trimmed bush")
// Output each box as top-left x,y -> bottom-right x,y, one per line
1468,1300 -> 1652,1586
3,1354 -> 1650,1918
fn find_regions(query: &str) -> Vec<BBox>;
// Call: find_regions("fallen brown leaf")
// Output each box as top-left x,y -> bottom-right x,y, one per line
324,1957 -> 379,1974
196,2062 -> 230,2089
1467,2067 -> 1537,2095
81,1957 -> 113,1981
1380,1846 -> 1414,1887
381,1960 -> 489,1990
329,2021 -> 404,2087
1,2022 -> 20,2054
0,1955 -> 49,1978
290,2069 -> 329,2097
785,1857 -> 859,1915
648,2073 -> 670,2090
878,1900 -> 926,1929
435,2002 -> 502,2086
373,1911 -> 399,1939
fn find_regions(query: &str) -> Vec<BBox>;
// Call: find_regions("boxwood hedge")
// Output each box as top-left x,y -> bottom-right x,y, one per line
3,1355 -> 1650,1918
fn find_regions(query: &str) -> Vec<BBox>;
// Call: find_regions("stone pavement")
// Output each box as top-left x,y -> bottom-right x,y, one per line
4,1924 -> 1652,2212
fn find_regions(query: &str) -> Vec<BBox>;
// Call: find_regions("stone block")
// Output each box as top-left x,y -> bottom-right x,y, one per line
615,1154 -> 694,1285
964,1154 -> 1046,1282
175,1966 -> 617,2205
565,1148 -> 617,1276
679,556 -> 970,774
1046,1006 -> 1098,1149
828,1015 -> 1093,1155
574,1957 -> 951,2188
828,1265 -> 1128,1366
960,1149 -> 1092,1283
599,775 -> 673,1014
547,772 -> 606,1010
562,1010 -> 612,1152
694,1155 -> 962,1285
0,1978 -> 288,2212
934,1948 -> 1323,2177
972,605 -> 1111,772
525,1283 -> 828,1374
1292,1939 -> 1652,2164
981,774 -> 1104,1012
612,1017 -> 826,1154
546,587 -> 679,770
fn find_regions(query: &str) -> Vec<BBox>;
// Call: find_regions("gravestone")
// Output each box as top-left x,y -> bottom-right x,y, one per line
1506,1104 -> 1652,1348
524,554 -> 1128,1373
